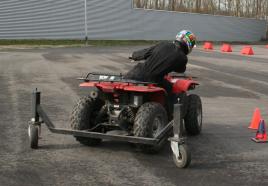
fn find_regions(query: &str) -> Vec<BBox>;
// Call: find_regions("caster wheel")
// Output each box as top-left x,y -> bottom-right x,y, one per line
28,124 -> 39,149
171,142 -> 191,168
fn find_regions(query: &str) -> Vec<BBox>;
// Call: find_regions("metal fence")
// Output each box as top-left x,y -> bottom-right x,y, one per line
0,0 -> 266,41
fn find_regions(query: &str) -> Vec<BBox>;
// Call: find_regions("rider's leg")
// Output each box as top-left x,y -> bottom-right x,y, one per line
159,79 -> 175,120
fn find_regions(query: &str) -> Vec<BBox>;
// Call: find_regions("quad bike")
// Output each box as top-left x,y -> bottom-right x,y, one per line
28,72 -> 202,168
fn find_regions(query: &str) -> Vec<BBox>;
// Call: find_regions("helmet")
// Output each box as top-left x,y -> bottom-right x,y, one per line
176,30 -> 196,54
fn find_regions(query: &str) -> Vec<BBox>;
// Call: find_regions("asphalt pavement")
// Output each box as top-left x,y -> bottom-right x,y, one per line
0,45 -> 268,186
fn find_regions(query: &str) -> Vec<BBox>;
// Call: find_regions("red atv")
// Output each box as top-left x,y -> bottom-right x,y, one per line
70,72 -> 202,150
28,72 -> 202,168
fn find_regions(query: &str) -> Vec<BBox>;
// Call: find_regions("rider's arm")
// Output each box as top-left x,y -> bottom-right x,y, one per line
131,45 -> 156,61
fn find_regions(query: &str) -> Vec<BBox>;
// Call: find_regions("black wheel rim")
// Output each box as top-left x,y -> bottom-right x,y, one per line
152,116 -> 162,136
197,105 -> 202,128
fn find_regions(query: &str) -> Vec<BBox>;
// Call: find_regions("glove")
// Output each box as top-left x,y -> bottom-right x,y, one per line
128,56 -> 135,63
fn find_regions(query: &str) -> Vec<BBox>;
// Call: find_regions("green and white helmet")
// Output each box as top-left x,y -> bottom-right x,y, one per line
176,30 -> 196,54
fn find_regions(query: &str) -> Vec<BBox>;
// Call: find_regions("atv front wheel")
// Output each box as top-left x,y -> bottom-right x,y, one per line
70,96 -> 104,146
133,102 -> 168,153
184,94 -> 202,135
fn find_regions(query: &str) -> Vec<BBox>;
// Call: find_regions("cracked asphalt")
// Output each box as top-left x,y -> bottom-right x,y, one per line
0,45 -> 268,186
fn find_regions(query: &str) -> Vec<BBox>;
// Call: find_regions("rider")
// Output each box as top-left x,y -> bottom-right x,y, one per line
124,30 -> 196,117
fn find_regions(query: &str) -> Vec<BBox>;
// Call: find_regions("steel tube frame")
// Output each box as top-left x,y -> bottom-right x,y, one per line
30,89 -> 183,146
169,104 -> 185,144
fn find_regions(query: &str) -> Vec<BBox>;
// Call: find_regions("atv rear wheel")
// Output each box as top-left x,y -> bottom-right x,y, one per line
133,102 -> 168,153
184,94 -> 202,135
70,96 -> 104,146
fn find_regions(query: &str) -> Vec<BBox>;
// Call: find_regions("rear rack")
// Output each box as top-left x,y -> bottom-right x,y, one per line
77,72 -> 157,85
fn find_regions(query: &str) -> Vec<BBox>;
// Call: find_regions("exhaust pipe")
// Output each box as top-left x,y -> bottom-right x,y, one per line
90,90 -> 98,99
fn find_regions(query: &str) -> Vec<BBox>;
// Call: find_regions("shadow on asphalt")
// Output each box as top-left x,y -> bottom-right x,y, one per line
38,143 -> 83,150
36,122 -> 256,170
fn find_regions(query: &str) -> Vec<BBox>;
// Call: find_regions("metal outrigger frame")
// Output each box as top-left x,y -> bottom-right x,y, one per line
28,89 -> 191,168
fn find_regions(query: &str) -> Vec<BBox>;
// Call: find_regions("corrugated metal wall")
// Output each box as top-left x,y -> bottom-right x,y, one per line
0,0 -> 266,41
0,0 -> 85,39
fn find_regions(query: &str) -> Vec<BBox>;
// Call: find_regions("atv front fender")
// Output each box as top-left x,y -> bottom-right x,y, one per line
171,79 -> 199,94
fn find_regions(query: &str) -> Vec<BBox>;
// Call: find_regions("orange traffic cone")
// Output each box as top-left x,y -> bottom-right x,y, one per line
241,46 -> 254,55
251,119 -> 268,143
221,44 -> 232,52
248,108 -> 262,130
203,42 -> 213,50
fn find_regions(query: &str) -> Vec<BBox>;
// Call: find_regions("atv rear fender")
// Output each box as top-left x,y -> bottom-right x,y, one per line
80,82 -> 166,104
79,82 -> 166,93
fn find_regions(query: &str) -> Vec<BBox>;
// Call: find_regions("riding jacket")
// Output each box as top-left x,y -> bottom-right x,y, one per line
124,41 -> 188,84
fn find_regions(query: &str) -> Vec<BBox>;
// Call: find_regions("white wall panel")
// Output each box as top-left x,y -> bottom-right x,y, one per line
0,0 -> 266,41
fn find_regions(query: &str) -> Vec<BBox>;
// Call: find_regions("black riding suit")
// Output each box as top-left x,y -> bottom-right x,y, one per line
124,41 -> 188,118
